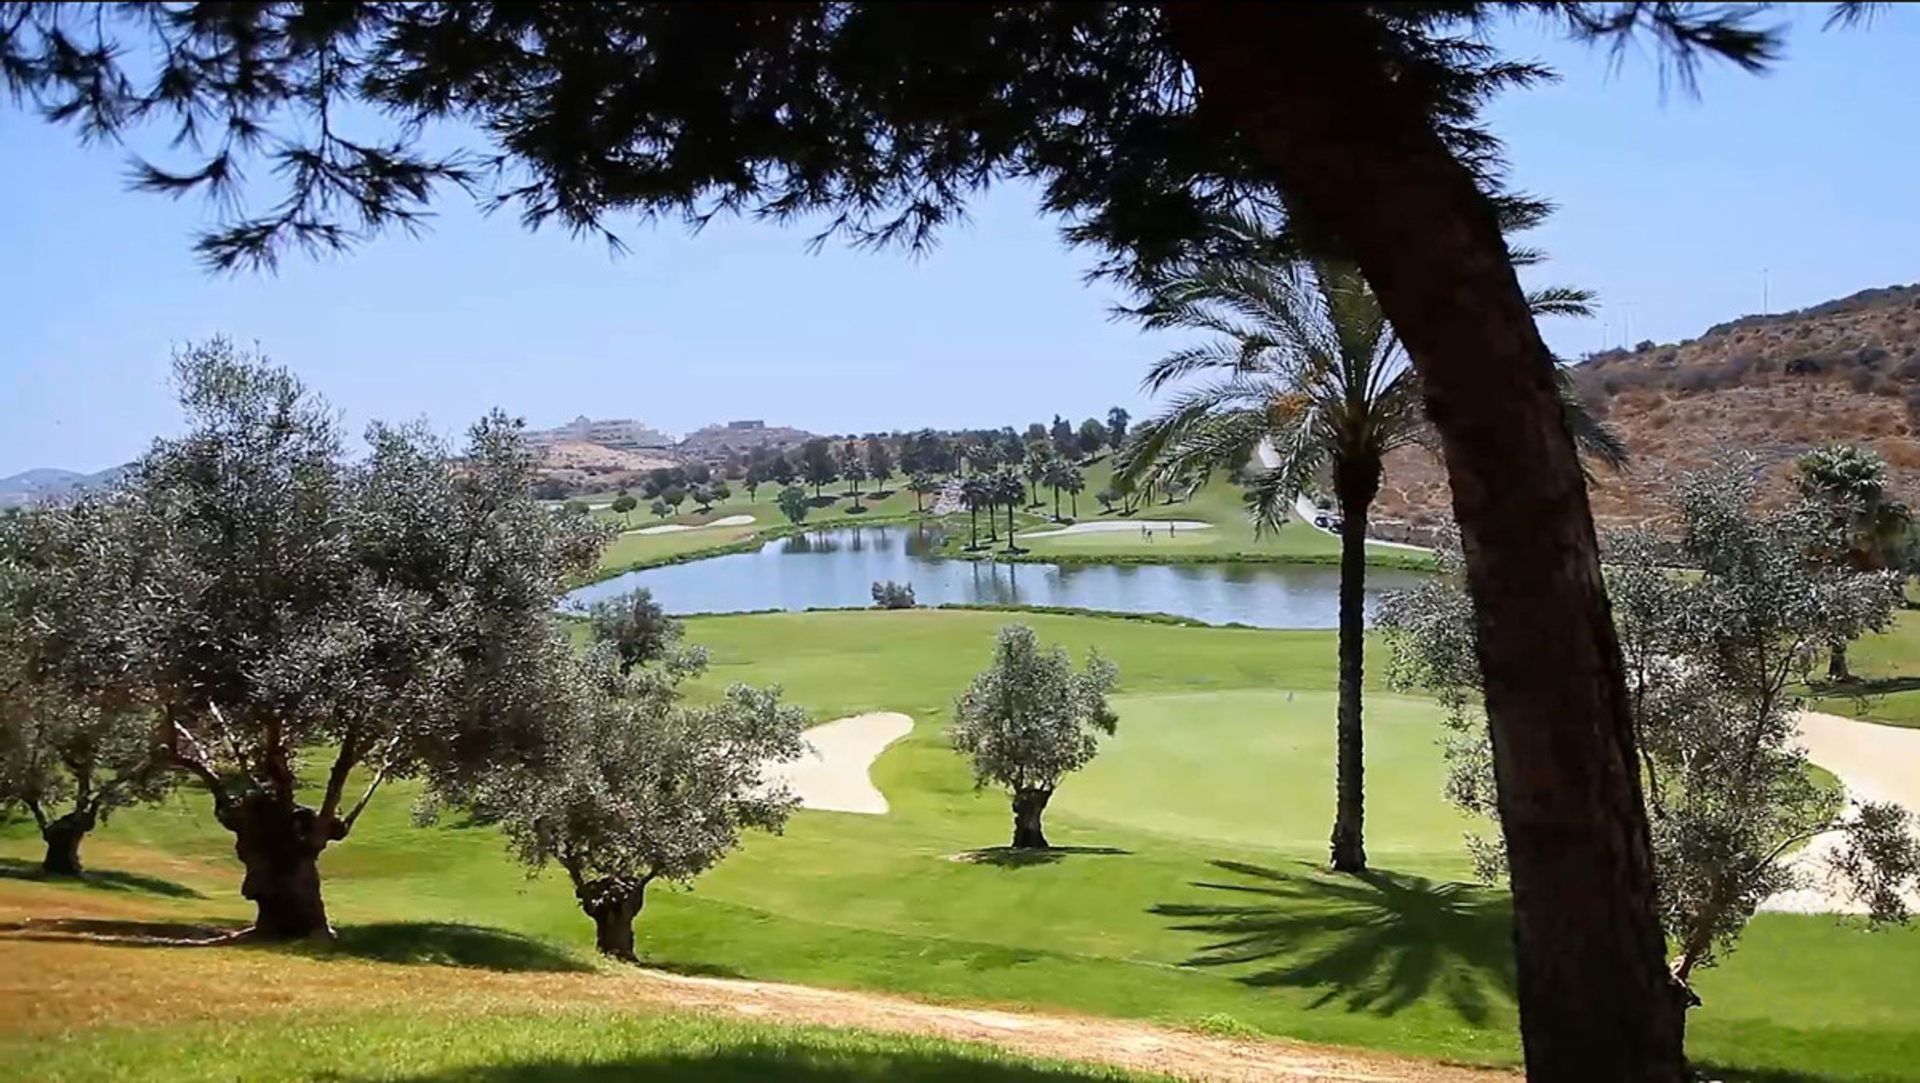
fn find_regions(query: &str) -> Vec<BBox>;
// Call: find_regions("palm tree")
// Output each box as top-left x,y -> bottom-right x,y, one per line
994,471 -> 1025,552
1797,444 -> 1915,680
1043,458 -> 1073,520
908,472 -> 938,514
1061,468 -> 1085,518
1022,444 -> 1049,507
1119,242 -> 1623,874
960,476 -> 989,549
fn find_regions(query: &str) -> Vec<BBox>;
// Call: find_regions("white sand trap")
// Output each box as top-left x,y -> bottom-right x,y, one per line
1021,520 -> 1210,539
1762,710 -> 1920,914
624,513 -> 756,536
766,712 -> 913,815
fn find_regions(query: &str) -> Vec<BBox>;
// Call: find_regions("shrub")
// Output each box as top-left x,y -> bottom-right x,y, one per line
870,580 -> 917,609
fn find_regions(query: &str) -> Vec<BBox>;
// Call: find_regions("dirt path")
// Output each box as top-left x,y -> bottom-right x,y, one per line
1763,709 -> 1920,914
0,910 -> 1513,1082
628,966 -> 1513,1082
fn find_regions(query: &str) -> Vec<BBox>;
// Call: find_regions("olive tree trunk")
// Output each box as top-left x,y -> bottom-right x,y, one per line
1329,454 -> 1381,874
226,794 -> 336,940
1166,7 -> 1684,1078
41,808 -> 95,877
1010,787 -> 1053,850
577,876 -> 650,962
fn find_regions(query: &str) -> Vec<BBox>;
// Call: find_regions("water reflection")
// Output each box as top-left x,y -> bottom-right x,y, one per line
567,525 -> 1425,629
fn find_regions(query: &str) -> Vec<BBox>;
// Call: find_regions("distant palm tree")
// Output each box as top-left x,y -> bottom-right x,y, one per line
1061,468 -> 1085,518
1119,233 -> 1623,874
1022,444 -> 1049,507
1043,458 -> 1073,520
960,476 -> 990,549
908,472 -> 939,514
1797,444 -> 1915,680
994,471 -> 1026,552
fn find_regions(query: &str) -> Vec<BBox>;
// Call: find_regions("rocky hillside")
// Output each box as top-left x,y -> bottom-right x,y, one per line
1374,283 -> 1920,534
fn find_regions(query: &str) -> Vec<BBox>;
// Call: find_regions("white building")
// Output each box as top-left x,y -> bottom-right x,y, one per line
527,415 -> 674,450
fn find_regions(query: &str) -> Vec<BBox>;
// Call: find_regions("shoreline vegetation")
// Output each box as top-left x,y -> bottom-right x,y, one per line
574,459 -> 1438,586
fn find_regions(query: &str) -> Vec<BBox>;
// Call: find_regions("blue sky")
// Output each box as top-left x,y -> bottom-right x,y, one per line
3,8 -> 1917,476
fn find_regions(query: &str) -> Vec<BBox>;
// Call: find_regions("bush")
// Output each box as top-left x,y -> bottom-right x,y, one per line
870,580 -> 917,609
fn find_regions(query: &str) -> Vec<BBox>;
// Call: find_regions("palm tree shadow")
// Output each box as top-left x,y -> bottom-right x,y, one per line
1151,860 -> 1515,1025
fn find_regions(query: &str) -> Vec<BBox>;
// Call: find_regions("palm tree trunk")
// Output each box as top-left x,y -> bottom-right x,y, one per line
1165,7 -> 1682,1079
1329,455 -> 1380,873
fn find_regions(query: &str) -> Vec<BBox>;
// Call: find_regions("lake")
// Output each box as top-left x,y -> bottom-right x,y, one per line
566,525 -> 1428,629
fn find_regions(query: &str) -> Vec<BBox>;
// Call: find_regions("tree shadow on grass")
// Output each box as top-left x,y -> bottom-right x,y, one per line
0,916 -> 245,945
310,922 -> 593,973
952,846 -> 1131,869
0,915 -> 589,973
1151,860 -> 1515,1025
0,856 -> 206,898
340,1046 -> 1118,1082
1812,675 -> 1920,698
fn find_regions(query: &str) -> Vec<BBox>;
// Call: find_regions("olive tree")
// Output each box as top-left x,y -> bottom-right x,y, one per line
482,647 -> 806,960
950,625 -> 1117,850
586,588 -> 682,675
102,339 -> 606,939
0,504 -> 170,875
776,486 -> 811,527
1383,462 -> 1915,1034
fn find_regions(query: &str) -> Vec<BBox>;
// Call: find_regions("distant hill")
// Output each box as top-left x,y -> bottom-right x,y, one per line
0,464 -> 129,509
1374,283 -> 1920,534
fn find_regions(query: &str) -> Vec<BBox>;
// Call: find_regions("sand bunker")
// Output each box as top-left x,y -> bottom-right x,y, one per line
1020,520 -> 1210,539
625,513 -> 756,536
766,712 -> 913,815
1762,710 -> 1920,914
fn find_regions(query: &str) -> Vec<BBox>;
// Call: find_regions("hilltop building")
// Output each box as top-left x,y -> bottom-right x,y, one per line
526,415 -> 674,450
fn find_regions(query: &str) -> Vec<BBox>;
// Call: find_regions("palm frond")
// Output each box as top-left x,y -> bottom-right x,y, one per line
1554,368 -> 1630,474
1113,380 -> 1271,490
1527,284 -> 1598,320
1140,337 -> 1279,394
1245,426 -> 1326,538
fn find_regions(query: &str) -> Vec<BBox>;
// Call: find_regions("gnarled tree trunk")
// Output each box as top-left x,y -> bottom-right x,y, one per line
578,876 -> 649,962
1828,636 -> 1852,682
1011,787 -> 1053,849
1329,454 -> 1381,874
41,808 -> 95,877
226,794 -> 336,940
1166,7 -> 1684,1078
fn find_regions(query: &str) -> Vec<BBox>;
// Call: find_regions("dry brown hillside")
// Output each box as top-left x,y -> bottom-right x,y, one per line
1376,283 -> 1920,533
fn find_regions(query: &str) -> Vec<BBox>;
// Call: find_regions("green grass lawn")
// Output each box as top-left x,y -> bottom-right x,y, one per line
7,610 -> 1920,1080
1805,610 -> 1920,727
